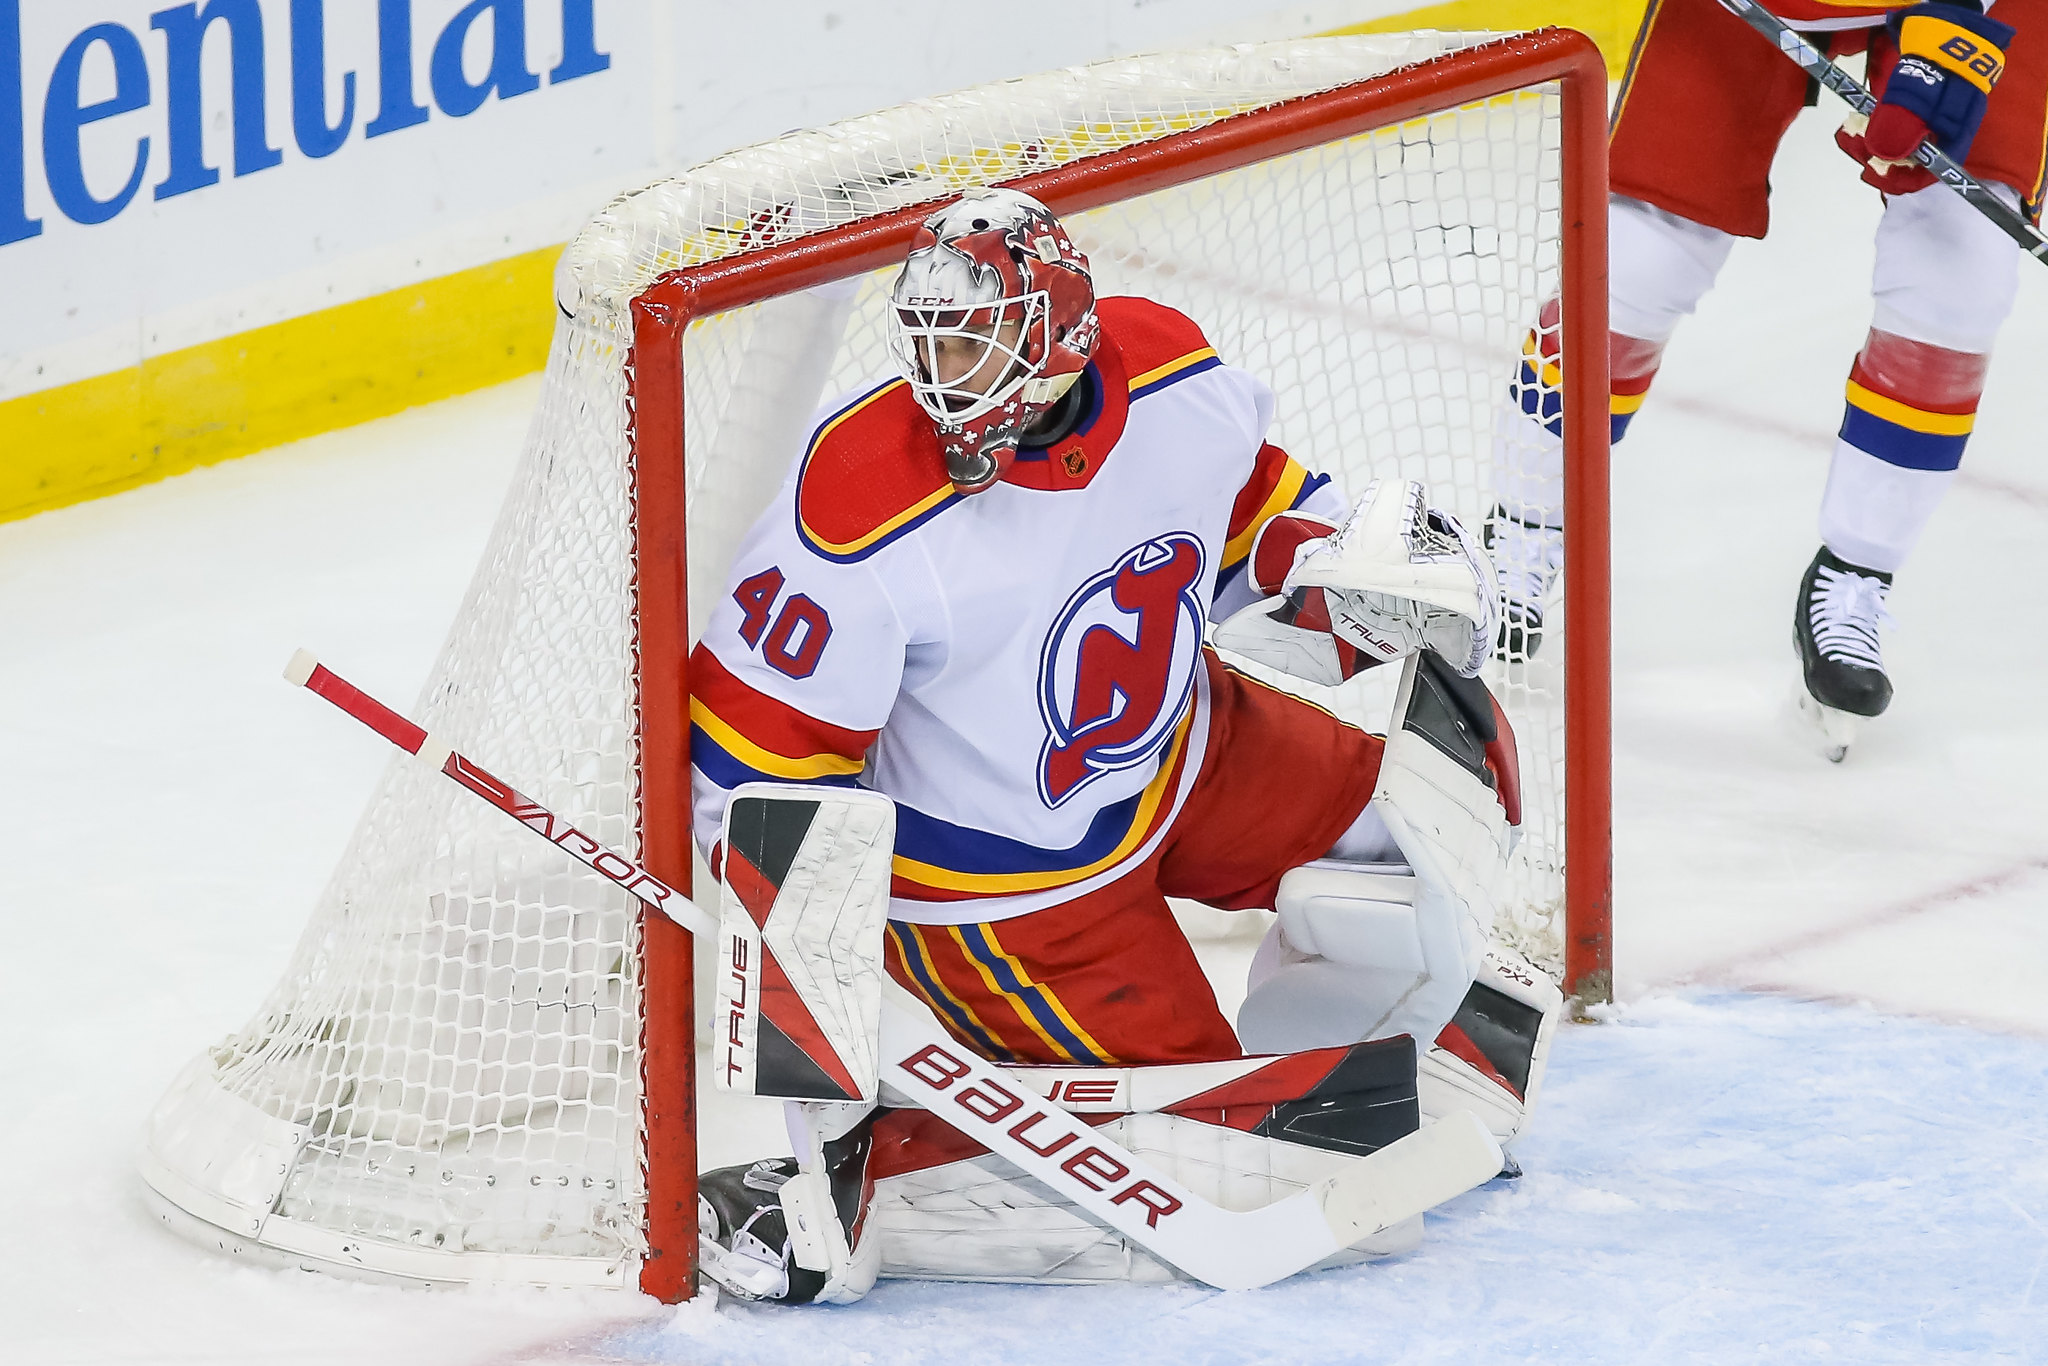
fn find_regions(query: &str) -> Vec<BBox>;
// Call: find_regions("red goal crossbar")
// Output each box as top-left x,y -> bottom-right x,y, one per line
624,27 -> 1611,1303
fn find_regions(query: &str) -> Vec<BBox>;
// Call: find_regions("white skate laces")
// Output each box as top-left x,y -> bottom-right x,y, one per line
1807,563 -> 1895,671
1486,508 -> 1564,616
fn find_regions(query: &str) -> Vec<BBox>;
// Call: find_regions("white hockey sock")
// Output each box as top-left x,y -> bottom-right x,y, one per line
1817,441 -> 1957,574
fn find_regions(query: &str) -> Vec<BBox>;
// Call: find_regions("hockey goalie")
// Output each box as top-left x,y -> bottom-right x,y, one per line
686,188 -> 1564,1302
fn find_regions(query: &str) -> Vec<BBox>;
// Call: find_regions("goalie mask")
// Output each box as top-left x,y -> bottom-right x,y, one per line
886,187 -> 1098,494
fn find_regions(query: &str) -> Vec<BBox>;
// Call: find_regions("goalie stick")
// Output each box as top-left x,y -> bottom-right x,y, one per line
285,649 -> 1505,1292
282,649 -> 718,937
1717,0 -> 2048,264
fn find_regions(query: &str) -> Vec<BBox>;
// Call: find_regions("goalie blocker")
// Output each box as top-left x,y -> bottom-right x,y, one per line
703,779 -> 1530,1302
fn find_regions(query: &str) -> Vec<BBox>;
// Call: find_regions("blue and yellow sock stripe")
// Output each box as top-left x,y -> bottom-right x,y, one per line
1610,382 -> 1651,443
1510,332 -> 1566,436
1839,380 -> 1975,471
1510,330 -> 1656,444
949,921 -> 1116,1065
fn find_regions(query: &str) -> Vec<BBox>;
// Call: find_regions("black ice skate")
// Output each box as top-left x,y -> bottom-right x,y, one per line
1793,546 -> 1895,763
1484,504 -> 1561,661
697,1158 -> 825,1303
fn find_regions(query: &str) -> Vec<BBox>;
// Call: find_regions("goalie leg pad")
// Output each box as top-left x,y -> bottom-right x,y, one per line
1237,860 -> 1480,1055
1423,943 -> 1562,1151
1239,653 -> 1517,1056
781,1100 -> 883,1304
695,1101 -> 884,1305
1374,650 -> 1516,954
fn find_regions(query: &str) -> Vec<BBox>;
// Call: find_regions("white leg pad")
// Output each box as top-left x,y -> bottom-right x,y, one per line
1237,860 -> 1483,1055
1418,943 -> 1562,1150
782,1100 -> 882,1304
869,1113 -> 1423,1286
1371,655 -> 1510,996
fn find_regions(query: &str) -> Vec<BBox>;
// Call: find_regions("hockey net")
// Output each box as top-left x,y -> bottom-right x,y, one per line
139,29 -> 1608,1299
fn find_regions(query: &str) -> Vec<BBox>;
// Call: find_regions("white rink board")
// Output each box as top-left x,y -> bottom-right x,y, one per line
1,0 -> 1417,400
1,107 -> 2046,1363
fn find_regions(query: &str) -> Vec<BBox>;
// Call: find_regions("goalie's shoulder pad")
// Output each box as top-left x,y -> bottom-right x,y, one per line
1096,296 -> 1221,392
795,381 -> 959,563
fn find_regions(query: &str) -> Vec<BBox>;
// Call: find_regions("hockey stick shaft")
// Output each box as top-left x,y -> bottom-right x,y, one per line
287,652 -> 1500,1289
877,977 -> 1502,1290
1717,0 -> 2048,262
285,649 -> 717,938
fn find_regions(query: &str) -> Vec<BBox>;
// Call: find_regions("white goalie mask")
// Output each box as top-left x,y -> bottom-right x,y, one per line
886,188 -> 1098,493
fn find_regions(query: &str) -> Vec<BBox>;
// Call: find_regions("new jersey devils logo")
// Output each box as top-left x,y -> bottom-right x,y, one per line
1037,534 -> 1206,808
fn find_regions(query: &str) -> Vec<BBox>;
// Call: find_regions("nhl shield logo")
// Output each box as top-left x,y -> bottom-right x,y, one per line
1037,533 -> 1206,808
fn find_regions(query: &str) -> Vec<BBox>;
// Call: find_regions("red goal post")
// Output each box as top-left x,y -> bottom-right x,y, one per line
629,29 -> 1612,1302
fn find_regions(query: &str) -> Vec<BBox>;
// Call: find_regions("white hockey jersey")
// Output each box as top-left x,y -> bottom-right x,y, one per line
690,297 -> 1347,924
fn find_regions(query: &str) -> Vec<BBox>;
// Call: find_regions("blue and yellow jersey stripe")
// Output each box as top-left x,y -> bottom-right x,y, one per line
688,696 -> 866,786
1222,458 -> 1310,571
794,381 -> 963,563
889,699 -> 1197,898
1127,347 -> 1221,400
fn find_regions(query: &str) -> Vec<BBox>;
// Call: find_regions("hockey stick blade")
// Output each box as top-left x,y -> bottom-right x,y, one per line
289,651 -> 1501,1289
1717,0 -> 2048,262
286,650 -> 717,938
878,978 -> 1502,1291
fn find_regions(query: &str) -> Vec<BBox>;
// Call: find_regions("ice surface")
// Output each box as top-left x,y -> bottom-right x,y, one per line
593,995 -> 2048,1366
2,107 -> 2045,1364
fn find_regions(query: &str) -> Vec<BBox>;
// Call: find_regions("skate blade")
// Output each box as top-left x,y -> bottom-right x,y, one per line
1795,688 -> 1858,763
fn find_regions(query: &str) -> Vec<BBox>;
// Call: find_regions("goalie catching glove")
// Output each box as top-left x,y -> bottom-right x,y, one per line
1215,479 -> 1498,683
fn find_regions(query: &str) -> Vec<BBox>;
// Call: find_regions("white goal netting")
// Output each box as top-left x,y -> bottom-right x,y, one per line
140,31 -> 1572,1288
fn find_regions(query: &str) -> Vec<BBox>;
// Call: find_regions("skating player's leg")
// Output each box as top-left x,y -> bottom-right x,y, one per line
1487,0 -> 1803,657
1797,0 -> 2041,756
1490,205 -> 1733,657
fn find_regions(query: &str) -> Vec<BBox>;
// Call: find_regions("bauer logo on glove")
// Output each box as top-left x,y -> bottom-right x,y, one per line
1836,1 -> 2015,194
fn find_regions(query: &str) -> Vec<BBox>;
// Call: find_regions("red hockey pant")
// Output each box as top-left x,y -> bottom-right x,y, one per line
884,656 -> 1383,1066
1611,0 -> 2048,237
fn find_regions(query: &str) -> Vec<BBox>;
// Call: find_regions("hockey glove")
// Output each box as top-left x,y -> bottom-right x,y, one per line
1284,480 -> 1499,679
1835,2 -> 2014,194
1214,483 -> 1497,682
1213,511 -> 1391,686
